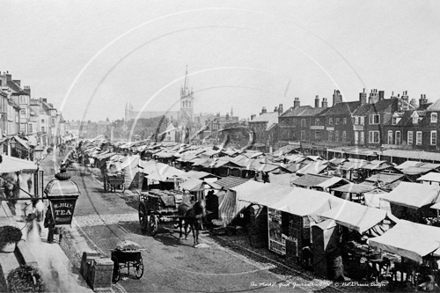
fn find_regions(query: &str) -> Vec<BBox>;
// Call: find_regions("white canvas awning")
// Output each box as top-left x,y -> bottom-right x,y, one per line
368,220 -> 440,263
320,200 -> 397,233
417,172 -> 440,183
1,155 -> 38,173
381,182 -> 440,209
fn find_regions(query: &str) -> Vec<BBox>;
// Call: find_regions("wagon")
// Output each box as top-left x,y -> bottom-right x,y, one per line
104,173 -> 125,192
138,189 -> 188,236
111,249 -> 144,282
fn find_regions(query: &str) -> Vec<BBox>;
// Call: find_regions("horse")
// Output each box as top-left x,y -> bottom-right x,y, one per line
178,199 -> 206,246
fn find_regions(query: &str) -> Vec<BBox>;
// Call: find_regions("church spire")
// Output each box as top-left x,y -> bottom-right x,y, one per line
183,65 -> 189,92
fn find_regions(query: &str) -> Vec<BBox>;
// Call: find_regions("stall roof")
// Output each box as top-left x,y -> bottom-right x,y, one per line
268,173 -> 299,186
331,183 -> 378,194
368,220 -> 440,263
361,160 -> 394,171
185,170 -> 218,180
237,182 -> 294,207
214,176 -> 249,190
0,154 -> 38,173
381,182 -> 440,209
364,173 -> 404,184
296,161 -> 329,176
13,136 -> 30,150
291,174 -> 345,189
339,159 -> 368,171
269,188 -> 341,217
418,172 -> 440,183
180,178 -> 205,191
320,200 -> 397,233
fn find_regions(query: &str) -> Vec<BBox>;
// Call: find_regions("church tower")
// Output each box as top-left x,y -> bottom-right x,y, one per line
179,65 -> 194,127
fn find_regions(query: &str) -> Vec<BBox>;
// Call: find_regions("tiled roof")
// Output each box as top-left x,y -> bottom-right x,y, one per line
427,99 -> 440,111
280,105 -> 313,117
6,80 -> 22,92
214,176 -> 249,190
298,107 -> 328,117
352,98 -> 396,116
249,112 -> 279,131
323,101 -> 360,116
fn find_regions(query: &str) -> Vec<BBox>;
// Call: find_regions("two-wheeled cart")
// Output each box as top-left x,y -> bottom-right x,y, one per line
138,189 -> 188,236
104,172 -> 125,192
111,248 -> 144,282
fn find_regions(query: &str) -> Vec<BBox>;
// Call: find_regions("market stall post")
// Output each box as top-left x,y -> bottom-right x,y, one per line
44,170 -> 80,243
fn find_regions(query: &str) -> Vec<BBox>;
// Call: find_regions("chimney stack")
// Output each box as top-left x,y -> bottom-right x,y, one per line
359,88 -> 367,106
261,106 -> 267,114
332,89 -> 342,106
368,89 -> 379,104
23,86 -> 31,97
250,114 -> 256,120
410,98 -> 417,109
315,95 -> 320,108
5,73 -> 11,82
42,98 -> 47,103
401,91 -> 409,110
278,103 -> 283,116
274,106 -> 278,112
321,97 -> 328,108
293,97 -> 300,109
419,94 -> 428,108
379,90 -> 385,101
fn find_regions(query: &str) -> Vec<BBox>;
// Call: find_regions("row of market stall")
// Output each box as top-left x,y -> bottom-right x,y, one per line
77,139 -> 440,284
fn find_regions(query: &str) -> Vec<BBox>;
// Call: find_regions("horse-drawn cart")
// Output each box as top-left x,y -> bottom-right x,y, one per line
138,189 -> 186,236
104,173 -> 125,192
111,240 -> 145,283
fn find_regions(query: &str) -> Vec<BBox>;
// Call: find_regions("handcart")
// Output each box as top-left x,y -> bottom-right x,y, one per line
111,248 -> 144,282
104,172 -> 125,192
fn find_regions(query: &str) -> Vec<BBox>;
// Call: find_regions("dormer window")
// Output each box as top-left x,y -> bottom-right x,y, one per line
412,112 -> 419,124
431,113 -> 438,123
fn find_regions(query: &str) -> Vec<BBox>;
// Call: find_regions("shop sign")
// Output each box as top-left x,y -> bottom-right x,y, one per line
50,199 -> 77,225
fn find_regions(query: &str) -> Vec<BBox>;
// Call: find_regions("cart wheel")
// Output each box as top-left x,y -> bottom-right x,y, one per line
149,214 -> 159,236
112,257 -> 120,283
134,258 -> 144,279
139,203 -> 148,232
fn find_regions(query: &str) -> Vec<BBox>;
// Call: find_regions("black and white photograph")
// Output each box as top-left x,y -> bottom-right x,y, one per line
1,1 -> 440,292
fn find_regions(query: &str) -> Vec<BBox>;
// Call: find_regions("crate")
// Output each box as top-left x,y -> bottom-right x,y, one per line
80,251 -> 101,281
89,258 -> 114,291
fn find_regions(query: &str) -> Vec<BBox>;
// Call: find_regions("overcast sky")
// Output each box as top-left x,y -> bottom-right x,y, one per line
1,0 -> 439,122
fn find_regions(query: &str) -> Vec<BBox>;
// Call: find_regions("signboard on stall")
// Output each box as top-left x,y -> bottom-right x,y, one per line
49,198 -> 77,226
268,208 -> 286,255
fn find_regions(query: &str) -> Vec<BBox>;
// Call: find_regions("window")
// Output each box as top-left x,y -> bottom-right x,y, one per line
387,130 -> 393,144
416,131 -> 422,145
431,131 -> 437,145
342,131 -> 346,142
353,117 -> 359,125
315,131 -> 320,140
28,124 -> 33,134
369,131 -> 380,143
41,126 -> 45,132
328,131 -> 333,141
336,118 -> 340,125
395,131 -> 401,145
360,132 -> 365,144
329,118 -> 333,125
301,130 -> 306,140
354,131 -> 359,144
407,131 -> 413,145
431,113 -> 438,123
335,130 -> 340,142
301,119 -> 306,127
369,114 -> 380,125
413,113 -> 419,124
343,118 -> 347,124
41,119 -> 44,123
360,117 -> 365,125
315,118 -> 320,126
20,109 -> 25,116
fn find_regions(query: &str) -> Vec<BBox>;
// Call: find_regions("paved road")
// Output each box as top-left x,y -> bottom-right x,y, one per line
43,153 -> 331,292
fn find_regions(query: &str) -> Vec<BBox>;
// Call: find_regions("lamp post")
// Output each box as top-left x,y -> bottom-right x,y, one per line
34,145 -> 44,163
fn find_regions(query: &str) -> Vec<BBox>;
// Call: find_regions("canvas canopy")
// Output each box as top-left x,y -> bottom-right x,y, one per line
237,182 -> 294,207
320,200 -> 396,233
381,182 -> 440,209
269,188 -> 341,217
180,178 -> 205,191
0,154 -> 38,173
368,220 -> 440,263
331,183 -> 378,194
418,172 -> 440,183
296,161 -> 329,176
